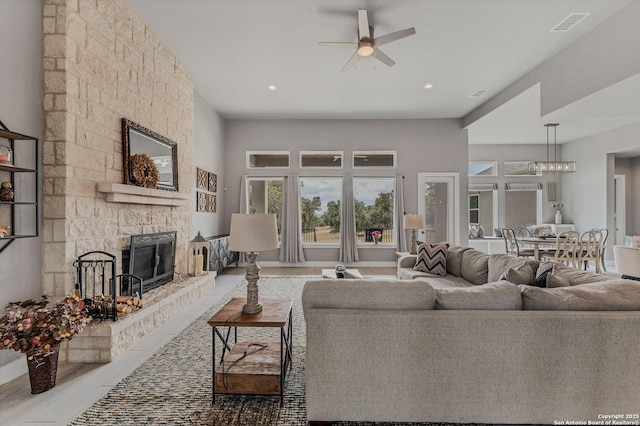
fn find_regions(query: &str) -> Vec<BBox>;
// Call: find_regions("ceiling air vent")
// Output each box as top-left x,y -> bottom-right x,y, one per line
550,13 -> 590,32
469,89 -> 488,98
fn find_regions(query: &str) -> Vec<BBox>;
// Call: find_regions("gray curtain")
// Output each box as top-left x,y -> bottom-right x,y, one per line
237,174 -> 247,264
279,175 -> 306,263
395,174 -> 408,252
339,175 -> 359,263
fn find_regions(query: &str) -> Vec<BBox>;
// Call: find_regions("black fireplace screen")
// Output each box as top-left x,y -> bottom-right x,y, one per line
122,231 -> 177,294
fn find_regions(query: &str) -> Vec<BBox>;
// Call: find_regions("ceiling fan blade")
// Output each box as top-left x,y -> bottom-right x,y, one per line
374,27 -> 416,46
358,9 -> 371,39
341,50 -> 361,72
318,42 -> 358,48
373,48 -> 395,67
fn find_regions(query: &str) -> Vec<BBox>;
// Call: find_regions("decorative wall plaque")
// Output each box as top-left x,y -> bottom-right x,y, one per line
207,193 -> 217,212
547,182 -> 557,202
197,168 -> 208,190
196,191 -> 207,212
208,173 -> 217,193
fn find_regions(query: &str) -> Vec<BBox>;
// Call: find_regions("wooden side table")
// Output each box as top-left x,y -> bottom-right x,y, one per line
207,297 -> 293,404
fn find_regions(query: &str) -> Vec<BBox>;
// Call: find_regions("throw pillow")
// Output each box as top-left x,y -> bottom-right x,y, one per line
499,263 -> 535,286
414,243 -> 448,276
533,269 -> 550,287
546,266 -> 571,288
435,281 -> 522,310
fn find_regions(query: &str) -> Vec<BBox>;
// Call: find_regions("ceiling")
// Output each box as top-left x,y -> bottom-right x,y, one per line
125,0 -> 639,145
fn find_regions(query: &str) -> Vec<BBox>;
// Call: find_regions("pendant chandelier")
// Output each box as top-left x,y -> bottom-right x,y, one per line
528,123 -> 576,174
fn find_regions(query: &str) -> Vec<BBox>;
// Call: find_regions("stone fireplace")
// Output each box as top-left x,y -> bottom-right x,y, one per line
39,1 -> 210,363
41,0 -> 195,297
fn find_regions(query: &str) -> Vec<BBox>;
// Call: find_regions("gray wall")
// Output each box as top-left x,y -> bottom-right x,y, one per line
563,121 -> 640,245
0,1 -> 43,371
224,118 -> 468,263
615,156 -> 640,235
192,92 -> 226,237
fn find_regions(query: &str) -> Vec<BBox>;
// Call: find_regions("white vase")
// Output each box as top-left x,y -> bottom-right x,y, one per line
555,209 -> 563,225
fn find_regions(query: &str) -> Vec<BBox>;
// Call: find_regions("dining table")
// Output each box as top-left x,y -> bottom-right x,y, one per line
517,236 -> 560,260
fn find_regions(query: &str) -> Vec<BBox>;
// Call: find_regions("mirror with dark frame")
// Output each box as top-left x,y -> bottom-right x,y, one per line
122,118 -> 178,191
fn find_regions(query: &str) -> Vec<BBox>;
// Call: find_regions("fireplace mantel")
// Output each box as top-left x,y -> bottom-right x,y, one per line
97,183 -> 190,206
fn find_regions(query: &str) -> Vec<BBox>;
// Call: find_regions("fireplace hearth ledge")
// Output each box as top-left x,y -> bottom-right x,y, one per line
97,182 -> 190,206
61,272 -> 216,363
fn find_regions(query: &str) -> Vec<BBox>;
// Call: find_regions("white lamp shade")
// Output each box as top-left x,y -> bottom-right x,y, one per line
403,214 -> 424,230
229,213 -> 279,252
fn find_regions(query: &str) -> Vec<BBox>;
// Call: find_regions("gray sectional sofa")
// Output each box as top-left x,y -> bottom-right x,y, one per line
302,245 -> 640,425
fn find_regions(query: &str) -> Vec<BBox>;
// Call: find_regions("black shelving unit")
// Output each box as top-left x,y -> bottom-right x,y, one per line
0,120 -> 39,254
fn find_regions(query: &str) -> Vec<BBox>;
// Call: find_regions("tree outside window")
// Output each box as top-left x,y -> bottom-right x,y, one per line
300,177 -> 342,243
353,178 -> 395,243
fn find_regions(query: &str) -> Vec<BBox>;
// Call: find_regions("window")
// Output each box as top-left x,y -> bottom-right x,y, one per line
468,162 -> 497,176
300,151 -> 343,168
299,177 -> 342,244
504,161 -> 539,176
353,151 -> 396,168
246,151 -> 290,168
353,177 -> 395,244
469,194 -> 479,225
246,177 -> 283,238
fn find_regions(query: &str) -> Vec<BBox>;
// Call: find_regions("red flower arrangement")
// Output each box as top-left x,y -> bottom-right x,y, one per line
0,293 -> 91,359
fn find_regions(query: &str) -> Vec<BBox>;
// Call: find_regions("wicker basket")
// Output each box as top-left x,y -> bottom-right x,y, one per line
26,344 -> 60,394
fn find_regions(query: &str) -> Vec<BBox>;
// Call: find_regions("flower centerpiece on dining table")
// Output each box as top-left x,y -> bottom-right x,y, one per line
0,293 -> 92,393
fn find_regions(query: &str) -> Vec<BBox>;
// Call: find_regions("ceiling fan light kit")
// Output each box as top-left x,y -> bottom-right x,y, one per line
319,9 -> 416,71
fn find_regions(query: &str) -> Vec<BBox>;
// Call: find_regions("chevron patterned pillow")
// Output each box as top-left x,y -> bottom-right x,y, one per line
413,243 -> 448,276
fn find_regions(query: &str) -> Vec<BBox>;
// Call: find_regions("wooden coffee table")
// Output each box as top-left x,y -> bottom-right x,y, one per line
207,297 -> 293,404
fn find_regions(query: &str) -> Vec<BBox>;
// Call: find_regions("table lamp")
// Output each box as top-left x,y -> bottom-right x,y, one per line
229,213 -> 279,314
404,214 -> 424,255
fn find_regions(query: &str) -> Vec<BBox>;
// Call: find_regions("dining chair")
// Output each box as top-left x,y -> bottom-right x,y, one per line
598,228 -> 609,272
579,229 -> 603,273
541,230 -> 580,268
502,228 -> 535,258
515,227 -> 531,238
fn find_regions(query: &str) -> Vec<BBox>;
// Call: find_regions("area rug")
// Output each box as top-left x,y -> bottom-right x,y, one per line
71,277 -> 485,426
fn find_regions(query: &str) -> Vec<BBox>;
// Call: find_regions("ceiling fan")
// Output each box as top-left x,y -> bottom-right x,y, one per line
319,9 -> 416,71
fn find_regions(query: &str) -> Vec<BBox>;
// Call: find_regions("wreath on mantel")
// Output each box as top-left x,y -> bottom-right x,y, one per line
130,153 -> 159,189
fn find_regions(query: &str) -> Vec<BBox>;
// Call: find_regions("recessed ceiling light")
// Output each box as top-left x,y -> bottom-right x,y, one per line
268,85 -> 277,91
424,84 -> 433,89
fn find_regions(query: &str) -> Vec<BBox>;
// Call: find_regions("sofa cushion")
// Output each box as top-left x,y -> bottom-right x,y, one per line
546,266 -> 571,288
414,243 -> 448,276
399,268 -> 443,280
499,263 -> 535,286
488,254 -> 540,283
415,274 -> 475,289
519,280 -> 640,310
536,260 -> 617,285
460,249 -> 489,285
435,281 -> 522,310
446,245 -> 471,277
302,279 -> 436,312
